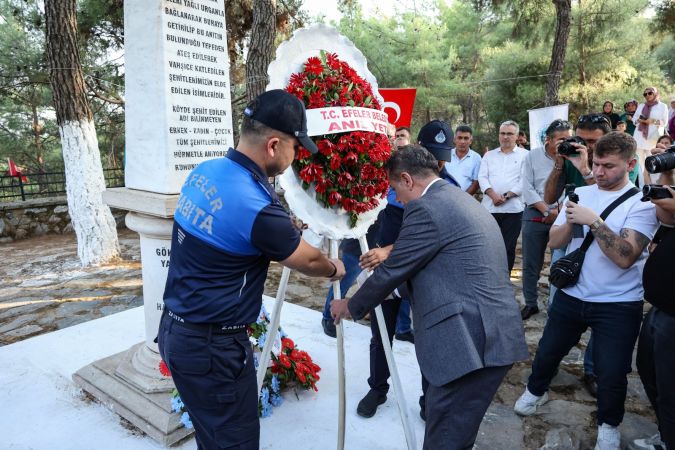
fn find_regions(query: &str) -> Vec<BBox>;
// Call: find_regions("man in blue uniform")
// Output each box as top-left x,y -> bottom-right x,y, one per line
158,90 -> 346,449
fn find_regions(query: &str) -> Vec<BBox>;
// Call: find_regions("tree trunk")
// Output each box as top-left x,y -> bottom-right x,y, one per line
45,0 -> 119,266
246,0 -> 277,101
545,0 -> 571,106
576,0 -> 589,110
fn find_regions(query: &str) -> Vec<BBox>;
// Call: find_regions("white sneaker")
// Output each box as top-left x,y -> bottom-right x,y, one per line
595,424 -> 621,450
631,433 -> 665,450
514,388 -> 549,416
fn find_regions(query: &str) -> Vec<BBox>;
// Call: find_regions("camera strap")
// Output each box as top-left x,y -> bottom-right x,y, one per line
578,187 -> 640,252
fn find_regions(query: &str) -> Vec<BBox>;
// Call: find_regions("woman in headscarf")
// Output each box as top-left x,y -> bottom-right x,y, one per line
632,87 -> 669,182
602,101 -> 621,129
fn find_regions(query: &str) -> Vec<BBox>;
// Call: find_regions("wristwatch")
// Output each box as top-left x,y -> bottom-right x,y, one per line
590,218 -> 604,231
542,210 -> 550,218
583,170 -> 594,180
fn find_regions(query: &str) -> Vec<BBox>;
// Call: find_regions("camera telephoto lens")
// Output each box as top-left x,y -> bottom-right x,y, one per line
645,145 -> 675,174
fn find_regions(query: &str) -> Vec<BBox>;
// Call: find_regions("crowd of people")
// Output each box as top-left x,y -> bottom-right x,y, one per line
157,87 -> 674,450
331,85 -> 675,449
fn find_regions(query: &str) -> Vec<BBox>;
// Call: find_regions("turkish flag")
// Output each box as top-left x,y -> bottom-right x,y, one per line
7,158 -> 27,182
7,158 -> 19,176
379,88 -> 417,128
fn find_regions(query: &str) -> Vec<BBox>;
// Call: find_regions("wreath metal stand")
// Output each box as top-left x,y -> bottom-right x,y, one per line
256,237 -> 417,450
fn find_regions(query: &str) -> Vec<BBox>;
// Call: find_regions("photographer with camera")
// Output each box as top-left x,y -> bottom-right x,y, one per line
632,143 -> 675,450
519,119 -> 573,320
515,132 -> 659,450
542,113 -> 610,395
543,114 -> 609,206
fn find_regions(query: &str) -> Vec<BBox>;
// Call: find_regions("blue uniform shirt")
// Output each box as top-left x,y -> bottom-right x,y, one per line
163,149 -> 301,325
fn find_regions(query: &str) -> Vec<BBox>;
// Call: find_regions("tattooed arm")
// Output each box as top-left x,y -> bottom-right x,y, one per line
591,225 -> 651,269
564,200 -> 651,269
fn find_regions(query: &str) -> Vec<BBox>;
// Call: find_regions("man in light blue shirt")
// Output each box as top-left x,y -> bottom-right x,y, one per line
444,125 -> 481,195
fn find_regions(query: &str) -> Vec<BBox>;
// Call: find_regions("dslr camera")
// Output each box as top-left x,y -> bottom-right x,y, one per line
645,145 -> 675,174
558,136 -> 587,157
641,184 -> 675,202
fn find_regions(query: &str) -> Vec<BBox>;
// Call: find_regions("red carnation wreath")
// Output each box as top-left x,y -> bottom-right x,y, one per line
285,51 -> 391,227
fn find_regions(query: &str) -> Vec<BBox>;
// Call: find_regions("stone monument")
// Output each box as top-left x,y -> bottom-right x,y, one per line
73,0 -> 234,445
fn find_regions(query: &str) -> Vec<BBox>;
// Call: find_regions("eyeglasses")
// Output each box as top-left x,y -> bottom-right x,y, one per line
549,119 -> 573,129
643,91 -> 654,97
577,114 -> 610,126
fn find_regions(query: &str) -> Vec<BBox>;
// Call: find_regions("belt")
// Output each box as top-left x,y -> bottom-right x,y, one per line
165,309 -> 248,335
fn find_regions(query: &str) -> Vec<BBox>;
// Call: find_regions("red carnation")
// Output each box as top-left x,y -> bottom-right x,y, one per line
317,139 -> 335,156
315,178 -> 331,194
337,172 -> 354,187
279,354 -> 292,368
309,90 -> 325,108
281,337 -> 294,349
296,147 -> 311,161
299,163 -> 323,183
305,57 -> 324,76
329,155 -> 341,171
342,197 -> 357,211
328,191 -> 342,206
159,360 -> 171,377
342,152 -> 358,166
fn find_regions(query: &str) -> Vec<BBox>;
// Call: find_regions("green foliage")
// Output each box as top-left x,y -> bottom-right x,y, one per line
0,0 -> 672,177
333,0 -> 672,151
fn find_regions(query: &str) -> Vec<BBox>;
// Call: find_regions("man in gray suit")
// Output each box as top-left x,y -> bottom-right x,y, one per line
331,145 -> 528,449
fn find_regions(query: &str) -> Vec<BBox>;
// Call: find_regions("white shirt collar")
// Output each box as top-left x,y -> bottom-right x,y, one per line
422,178 -> 442,196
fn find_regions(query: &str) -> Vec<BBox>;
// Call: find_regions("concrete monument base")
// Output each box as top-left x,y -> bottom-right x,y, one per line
73,343 -> 193,447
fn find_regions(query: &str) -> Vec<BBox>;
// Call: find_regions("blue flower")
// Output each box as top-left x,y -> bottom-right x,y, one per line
271,375 -> 281,394
261,402 -> 273,418
180,411 -> 193,429
260,386 -> 270,405
171,395 -> 184,413
270,393 -> 283,407
253,352 -> 260,369
257,332 -> 267,349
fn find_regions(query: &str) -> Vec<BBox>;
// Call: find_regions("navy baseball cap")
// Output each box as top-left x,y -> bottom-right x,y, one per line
243,89 -> 318,154
417,120 -> 454,162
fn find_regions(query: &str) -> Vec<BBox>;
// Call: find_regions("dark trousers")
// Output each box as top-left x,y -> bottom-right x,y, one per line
422,365 -> 512,450
527,290 -> 643,426
636,307 -> 675,448
521,208 -> 551,308
368,297 -> 402,394
492,212 -> 523,272
158,313 -> 259,450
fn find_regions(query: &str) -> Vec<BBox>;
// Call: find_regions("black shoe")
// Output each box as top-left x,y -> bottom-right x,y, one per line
521,305 -> 540,320
582,373 -> 598,398
356,389 -> 387,418
395,331 -> 415,343
321,318 -> 336,338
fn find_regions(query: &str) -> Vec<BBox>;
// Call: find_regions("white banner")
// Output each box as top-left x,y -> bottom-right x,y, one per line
306,106 -> 389,137
528,104 -> 569,150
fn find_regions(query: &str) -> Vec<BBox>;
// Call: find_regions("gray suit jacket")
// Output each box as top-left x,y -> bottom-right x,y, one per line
348,180 -> 528,386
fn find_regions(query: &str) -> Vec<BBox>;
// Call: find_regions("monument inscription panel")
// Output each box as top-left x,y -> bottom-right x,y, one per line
125,0 -> 234,194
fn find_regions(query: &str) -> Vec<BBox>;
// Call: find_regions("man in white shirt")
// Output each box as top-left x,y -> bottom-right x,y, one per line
520,119 -> 573,320
478,120 -> 528,272
444,125 -> 481,195
514,132 -> 660,450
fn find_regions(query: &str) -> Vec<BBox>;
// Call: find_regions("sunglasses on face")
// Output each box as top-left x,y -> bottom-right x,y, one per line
643,91 -> 654,97
577,114 -> 610,126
